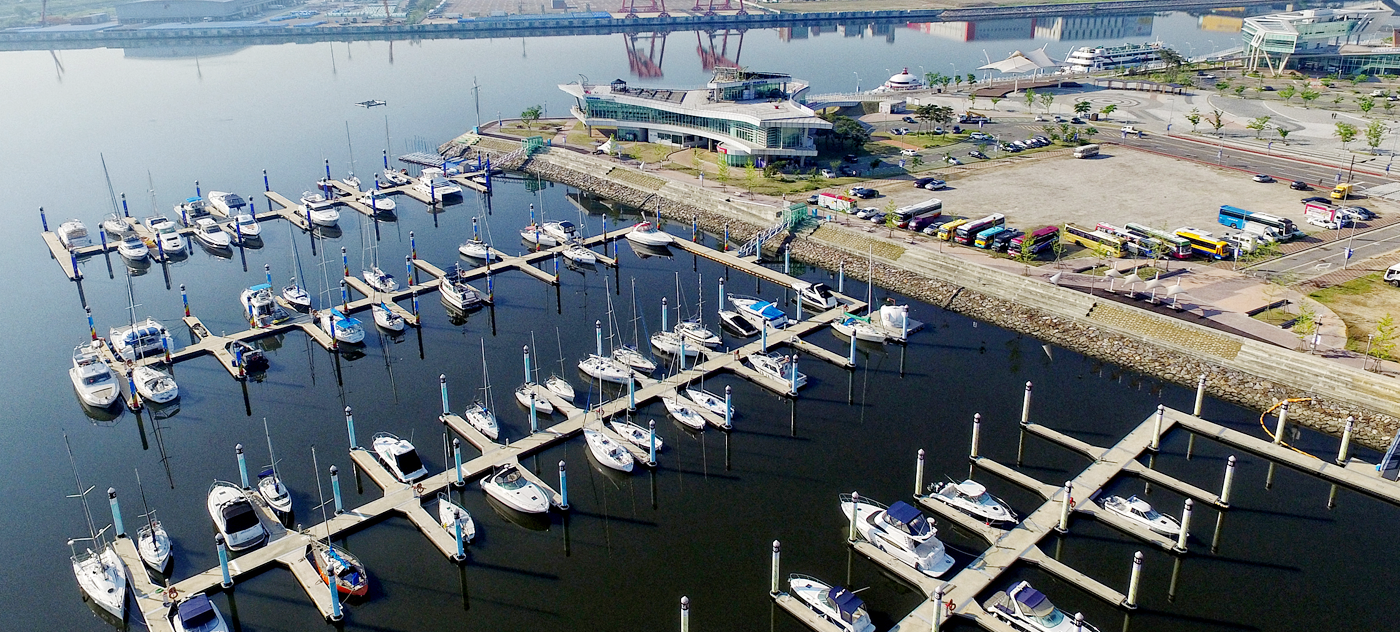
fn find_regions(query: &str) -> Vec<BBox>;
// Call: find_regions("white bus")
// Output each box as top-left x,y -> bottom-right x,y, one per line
893,198 -> 943,223
1072,144 -> 1100,159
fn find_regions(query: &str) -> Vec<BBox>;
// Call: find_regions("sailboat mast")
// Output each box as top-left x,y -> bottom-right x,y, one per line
480,339 -> 493,409
64,434 -> 99,542
311,446 -> 330,542
697,272 -> 704,325
263,417 -> 278,479
630,278 -> 641,348
100,153 -> 121,216
556,327 -> 566,376
345,121 -> 356,177
530,331 -> 541,383
135,467 -> 155,534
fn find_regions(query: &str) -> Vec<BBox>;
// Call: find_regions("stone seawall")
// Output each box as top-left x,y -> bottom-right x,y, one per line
466,145 -> 1399,452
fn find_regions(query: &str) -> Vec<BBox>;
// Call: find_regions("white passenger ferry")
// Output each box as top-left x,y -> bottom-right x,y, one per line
1063,42 -> 1164,72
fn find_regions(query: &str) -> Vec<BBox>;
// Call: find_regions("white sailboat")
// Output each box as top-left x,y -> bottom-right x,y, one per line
257,418 -> 292,517
319,308 -> 365,344
70,341 -> 120,408
580,282 -> 636,384
675,272 -> 721,347
614,280 -> 658,372
282,222 -> 313,310
546,328 -> 576,402
463,340 -> 501,440
134,467 -> 172,572
459,217 -> 496,260
584,426 -> 634,473
480,463 -> 550,514
651,330 -> 700,358
110,271 -> 169,361
437,492 -> 477,542
663,395 -> 706,430
65,435 -> 127,620
683,385 -> 728,418
360,215 -> 398,293
132,365 -> 179,404
610,418 -> 663,451
515,383 -> 554,415
372,302 -> 406,332
562,242 -> 598,264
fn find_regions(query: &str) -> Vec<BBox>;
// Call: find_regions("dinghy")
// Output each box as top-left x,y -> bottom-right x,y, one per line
371,432 -> 429,483
584,427 -> 634,473
480,463 -> 550,514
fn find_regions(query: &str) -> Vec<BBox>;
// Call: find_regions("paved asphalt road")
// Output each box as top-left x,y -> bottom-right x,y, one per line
1114,133 -> 1394,190
1247,220 -> 1400,280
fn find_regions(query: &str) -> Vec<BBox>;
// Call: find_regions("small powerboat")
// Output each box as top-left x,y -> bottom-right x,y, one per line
132,365 -> 179,404
545,375 -> 575,402
514,383 -> 554,415
256,468 -> 291,516
360,189 -> 397,215
207,481 -> 267,551
520,224 -> 560,246
480,463 -> 550,514
663,395 -> 705,430
458,238 -> 496,260
362,267 -> 398,293
57,219 -> 92,249
683,387 -> 728,418
463,400 -> 500,440
612,346 -> 657,373
372,302 -> 406,332
382,168 -> 413,186
928,479 -> 1017,525
171,593 -> 230,632
578,354 -> 632,384
194,218 -> 232,250
1100,495 -> 1181,536
300,192 -> 341,227
226,213 -> 261,242
625,221 -> 674,246
651,331 -> 700,357
240,284 -> 290,329
440,266 -> 485,311
584,427 -> 634,473
984,581 -> 1098,632
173,197 -> 210,226
371,432 -> 429,483
795,281 -> 839,310
748,353 -> 806,390
787,575 -> 876,632
718,309 -> 759,337
562,243 -> 598,264
840,494 -> 955,577
320,308 -> 365,344
542,220 -> 580,244
70,342 -> 119,408
309,541 -> 368,597
437,492 -> 477,542
832,315 -> 888,343
282,278 -> 312,311
729,294 -> 789,329
227,340 -> 269,372
207,191 -> 247,217
116,233 -> 149,260
675,320 -> 721,347
155,224 -> 186,256
610,419 -> 663,452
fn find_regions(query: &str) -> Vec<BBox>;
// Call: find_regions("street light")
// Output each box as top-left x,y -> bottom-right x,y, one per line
853,71 -> 861,94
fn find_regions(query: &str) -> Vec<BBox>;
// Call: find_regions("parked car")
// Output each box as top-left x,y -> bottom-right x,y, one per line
933,127 -> 945,135
842,154 -> 859,163
855,207 -> 876,219
868,212 -> 888,224
969,132 -> 992,141
922,218 -> 955,235
968,150 -> 989,160
1290,180 -> 1311,191
946,157 -> 963,165
1307,216 -> 1341,230
891,128 -> 906,136
1034,135 -> 1049,143
853,188 -> 878,199
903,116 -> 918,124
1252,174 -> 1274,183
839,166 -> 858,176
1053,115 -> 1065,123
806,194 -> 820,205
951,126 -> 962,134
1341,206 -> 1377,220
923,179 -> 947,190
820,168 -> 836,178
1070,117 -> 1085,124
1301,196 -> 1333,206
913,177 -> 938,188
900,148 -> 920,156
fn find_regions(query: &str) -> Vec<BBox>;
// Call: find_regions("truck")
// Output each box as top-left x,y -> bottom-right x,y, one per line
1386,263 -> 1400,286
817,192 -> 857,213
1331,182 -> 1355,200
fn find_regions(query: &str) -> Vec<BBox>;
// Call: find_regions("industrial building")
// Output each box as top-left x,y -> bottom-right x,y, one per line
114,0 -> 283,24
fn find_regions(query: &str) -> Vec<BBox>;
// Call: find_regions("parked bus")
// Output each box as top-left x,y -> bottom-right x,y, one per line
1246,212 -> 1299,240
954,213 -> 1006,245
1073,144 -> 1100,159
1095,223 -> 1158,258
937,218 -> 968,241
1010,226 -> 1060,254
1174,227 -> 1229,259
1124,223 -> 1193,259
892,198 -> 943,224
975,226 -> 1007,248
1061,223 -> 1126,258
1217,205 -> 1252,229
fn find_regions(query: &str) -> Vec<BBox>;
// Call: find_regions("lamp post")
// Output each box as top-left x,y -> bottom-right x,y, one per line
853,71 -> 861,93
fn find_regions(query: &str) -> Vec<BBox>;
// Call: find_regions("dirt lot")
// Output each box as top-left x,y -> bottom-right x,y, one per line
861,146 -> 1343,236
1310,273 -> 1400,351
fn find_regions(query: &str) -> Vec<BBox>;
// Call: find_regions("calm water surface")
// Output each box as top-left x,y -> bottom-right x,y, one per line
2,15 -> 1396,632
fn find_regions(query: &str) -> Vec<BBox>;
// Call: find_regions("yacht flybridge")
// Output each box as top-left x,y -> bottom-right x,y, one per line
788,575 -> 876,632
372,432 -> 429,483
840,494 -> 955,577
985,581 -> 1099,632
70,342 -> 119,408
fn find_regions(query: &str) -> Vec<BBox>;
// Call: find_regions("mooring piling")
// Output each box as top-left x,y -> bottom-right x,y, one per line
216,534 -> 232,588
558,461 -> 569,510
1273,402 -> 1289,445
770,540 -> 781,596
1193,374 -> 1206,417
236,444 -> 249,489
1174,499 -> 1192,553
1338,416 -> 1355,464
1220,455 -> 1236,507
1021,381 -> 1032,425
330,465 -> 343,514
108,488 -> 125,537
1125,551 -> 1143,609
345,406 -> 357,450
971,413 -> 982,459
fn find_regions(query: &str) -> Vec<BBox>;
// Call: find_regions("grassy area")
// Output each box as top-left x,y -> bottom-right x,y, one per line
875,132 -> 972,149
495,122 -> 562,138
622,142 -> 677,164
1308,273 -> 1400,353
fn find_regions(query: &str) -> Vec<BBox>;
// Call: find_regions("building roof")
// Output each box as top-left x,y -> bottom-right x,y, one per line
560,80 -> 830,128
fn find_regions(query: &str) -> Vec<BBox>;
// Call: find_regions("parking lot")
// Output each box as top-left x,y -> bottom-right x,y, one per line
838,144 -> 1380,242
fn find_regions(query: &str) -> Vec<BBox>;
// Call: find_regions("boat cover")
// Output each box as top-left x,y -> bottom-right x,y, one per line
258,468 -> 275,479
222,501 -> 259,532
886,501 -> 931,537
827,586 -> 864,622
558,221 -> 575,231
395,450 -> 424,477
755,302 -> 785,320
177,594 -> 216,627
1014,586 -> 1055,617
956,480 -> 987,497
249,283 -> 271,292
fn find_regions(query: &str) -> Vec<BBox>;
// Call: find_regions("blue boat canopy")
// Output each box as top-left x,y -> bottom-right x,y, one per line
1014,586 -> 1055,617
177,593 -> 217,627
258,468 -> 275,479
886,501 -> 931,536
185,196 -> 202,203
828,586 -> 864,622
756,302 -> 785,320
249,283 -> 271,291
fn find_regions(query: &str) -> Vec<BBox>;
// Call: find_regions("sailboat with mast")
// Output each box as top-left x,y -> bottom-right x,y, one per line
381,118 -> 413,186
65,434 -> 127,620
613,279 -> 657,373
546,327 -> 576,402
109,268 -> 169,362
360,214 -> 397,293
580,279 -> 636,384
134,467 -> 172,572
464,340 -> 500,440
257,418 -> 293,518
459,216 -> 497,261
675,272 -> 721,347
515,337 -> 555,415
308,447 -> 369,598
282,221 -> 313,310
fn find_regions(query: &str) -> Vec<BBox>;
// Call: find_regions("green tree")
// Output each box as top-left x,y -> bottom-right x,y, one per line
966,73 -> 977,86
743,161 -> 758,195
968,94 -> 977,110
1373,313 -> 1398,361
1206,109 -> 1226,136
832,116 -> 870,147
1158,47 -> 1186,68
1246,115 -> 1272,138
1335,121 -> 1359,149
914,104 -> 936,134
1365,119 -> 1389,154
1300,89 -> 1321,108
1234,85 -> 1247,97
952,75 -> 963,91
924,72 -> 944,89
1099,104 -> 1117,119
1185,107 -> 1202,133
1074,100 -> 1092,116
1333,93 -> 1346,105
1024,88 -> 1036,111
1385,99 -> 1396,115
1276,125 -> 1291,144
1353,73 -> 1370,86
1039,92 -> 1055,114
1082,126 -> 1099,143
1216,81 -> 1231,93
1359,95 -> 1376,116
520,104 -> 543,129
938,75 -> 953,92
716,159 -> 730,189
1278,85 -> 1297,102
989,97 -> 1002,110
882,199 -> 899,236
1293,303 -> 1318,350
1013,234 -> 1037,264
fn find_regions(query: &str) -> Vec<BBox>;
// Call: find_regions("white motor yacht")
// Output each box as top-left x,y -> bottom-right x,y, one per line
520,224 -> 560,246
132,365 -> 179,403
832,315 -> 888,343
795,281 -> 839,310
228,340 -> 269,373
683,387 -> 728,418
463,400 -> 500,440
146,218 -> 186,256
542,220 -> 580,244
363,267 -> 398,293
383,168 -> 413,186
372,432 -> 429,483
584,427 -> 634,473
984,581 -> 1098,632
116,233 -> 149,260
563,243 -> 598,264
227,213 -> 261,242
480,463 -> 550,514
458,238 -> 496,260
840,494 -> 955,577
1100,495 -> 1181,536
440,267 -> 485,311
171,593 -> 230,632
240,284 -> 290,329
57,219 -> 92,250
675,320 -> 721,347
174,197 -> 210,226
207,191 -> 247,217
194,218 -> 231,250
414,167 -> 462,201
579,354 -> 632,384
300,192 -> 341,226
787,575 -> 876,632
70,342 -> 120,408
748,353 -> 806,390
360,189 -> 397,215
625,221 -> 675,246
663,395 -> 705,430
545,376 -> 575,402
256,468 -> 292,516
612,346 -> 657,373
514,383 -> 555,415
610,419 -> 663,451
372,303 -> 406,332
718,309 -> 760,337
282,279 -> 312,311
651,331 -> 700,357
207,481 -> 267,551
109,318 -> 169,362
437,492 -> 477,542
319,308 -> 365,344
928,479 -> 1017,524
729,294 -> 789,329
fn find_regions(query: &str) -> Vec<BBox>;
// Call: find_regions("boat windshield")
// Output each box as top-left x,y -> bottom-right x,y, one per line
1032,608 -> 1066,627
974,492 -> 1001,507
223,501 -> 260,532
395,450 -> 424,476
84,372 -> 112,386
497,469 -> 529,490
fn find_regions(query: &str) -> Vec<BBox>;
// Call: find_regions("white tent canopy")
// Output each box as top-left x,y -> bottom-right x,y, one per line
979,47 -> 1060,75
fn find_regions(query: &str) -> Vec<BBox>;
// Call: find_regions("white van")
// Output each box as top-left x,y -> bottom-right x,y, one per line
1386,263 -> 1400,286
1243,222 -> 1280,243
1222,231 -> 1257,254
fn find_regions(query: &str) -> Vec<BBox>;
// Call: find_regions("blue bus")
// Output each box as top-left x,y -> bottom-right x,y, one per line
1218,205 -> 1252,229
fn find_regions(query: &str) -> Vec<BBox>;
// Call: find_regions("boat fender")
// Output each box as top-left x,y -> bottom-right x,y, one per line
167,587 -> 179,601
